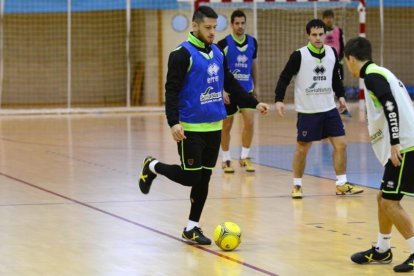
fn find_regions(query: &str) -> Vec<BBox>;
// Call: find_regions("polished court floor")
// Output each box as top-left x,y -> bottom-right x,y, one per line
0,105 -> 412,275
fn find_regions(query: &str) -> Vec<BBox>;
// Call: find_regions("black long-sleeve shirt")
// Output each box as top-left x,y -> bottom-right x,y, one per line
360,61 -> 400,145
274,45 -> 345,102
165,34 -> 259,127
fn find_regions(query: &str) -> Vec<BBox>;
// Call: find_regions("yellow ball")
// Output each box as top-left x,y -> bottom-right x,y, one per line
214,222 -> 241,251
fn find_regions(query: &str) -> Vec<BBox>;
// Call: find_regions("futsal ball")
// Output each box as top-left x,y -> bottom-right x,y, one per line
214,221 -> 242,251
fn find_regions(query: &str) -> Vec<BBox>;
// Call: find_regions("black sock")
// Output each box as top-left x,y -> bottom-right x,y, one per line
189,169 -> 211,222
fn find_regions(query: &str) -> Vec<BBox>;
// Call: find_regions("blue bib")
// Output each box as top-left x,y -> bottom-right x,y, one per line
225,34 -> 255,92
178,41 -> 227,124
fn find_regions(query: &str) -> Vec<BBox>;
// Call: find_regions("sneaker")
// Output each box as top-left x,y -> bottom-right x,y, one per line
336,182 -> 364,195
394,253 -> 414,272
340,108 -> 352,117
351,246 -> 392,264
291,185 -> 303,199
239,158 -> 255,172
181,226 -> 212,245
222,160 -> 235,173
138,156 -> 157,194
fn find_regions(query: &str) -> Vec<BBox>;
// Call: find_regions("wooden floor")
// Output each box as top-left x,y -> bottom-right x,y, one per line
0,106 -> 412,275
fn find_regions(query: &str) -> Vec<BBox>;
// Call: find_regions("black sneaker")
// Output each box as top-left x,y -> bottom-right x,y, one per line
181,226 -> 211,245
138,156 -> 157,194
394,253 -> 414,272
351,246 -> 393,264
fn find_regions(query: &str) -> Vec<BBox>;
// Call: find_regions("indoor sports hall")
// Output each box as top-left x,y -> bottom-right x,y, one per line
0,0 -> 413,275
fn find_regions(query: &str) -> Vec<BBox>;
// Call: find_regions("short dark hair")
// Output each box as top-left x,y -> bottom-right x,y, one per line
322,9 -> 334,18
306,19 -> 326,35
344,37 -> 372,61
192,6 -> 218,23
230,9 -> 246,24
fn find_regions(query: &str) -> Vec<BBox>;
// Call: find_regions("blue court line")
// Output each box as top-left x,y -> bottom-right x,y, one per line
231,143 -> 383,189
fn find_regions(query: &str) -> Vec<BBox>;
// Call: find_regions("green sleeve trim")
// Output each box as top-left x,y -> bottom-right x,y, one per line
367,91 -> 382,109
187,57 -> 193,72
180,121 -> 222,132
401,146 -> 414,153
173,46 -> 182,52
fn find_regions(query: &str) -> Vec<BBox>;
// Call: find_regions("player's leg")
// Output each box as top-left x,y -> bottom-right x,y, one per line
182,168 -> 212,245
293,141 -> 312,178
382,199 -> 414,240
328,135 -> 347,176
221,116 -> 235,173
351,154 -> 414,269
350,191 -> 394,265
291,141 -> 312,198
351,197 -> 412,268
391,198 -> 414,273
239,108 -> 255,172
292,112 -> 322,198
385,151 -> 414,238
138,131 -> 203,193
324,108 -> 363,195
386,151 -> 414,272
377,193 -> 393,241
182,130 -> 220,245
221,100 -> 238,173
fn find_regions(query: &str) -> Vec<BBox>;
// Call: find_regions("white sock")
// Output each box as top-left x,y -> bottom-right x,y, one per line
376,233 -> 391,252
407,236 -> 414,254
241,147 -> 250,159
293,178 -> 302,187
222,151 -> 231,162
186,220 -> 198,231
149,160 -> 158,174
336,174 -> 347,186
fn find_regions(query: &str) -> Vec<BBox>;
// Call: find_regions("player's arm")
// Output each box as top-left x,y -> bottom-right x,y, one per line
222,52 -> 268,113
216,38 -> 227,53
331,47 -> 345,99
216,39 -> 230,104
223,54 -> 259,108
365,73 -> 402,166
252,38 -> 259,98
339,28 -> 345,61
165,46 -> 190,141
274,50 -> 300,102
331,47 -> 347,110
274,50 -> 301,117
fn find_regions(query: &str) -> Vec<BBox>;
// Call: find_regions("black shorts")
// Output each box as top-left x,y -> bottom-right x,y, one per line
225,92 -> 255,116
296,108 -> 345,142
381,150 -> 414,200
177,130 -> 221,171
